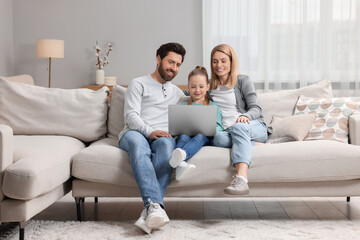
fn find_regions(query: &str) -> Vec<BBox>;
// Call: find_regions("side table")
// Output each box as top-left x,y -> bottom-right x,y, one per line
82,85 -> 115,103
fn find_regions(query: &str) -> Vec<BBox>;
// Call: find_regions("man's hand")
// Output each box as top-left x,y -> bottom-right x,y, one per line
236,115 -> 250,124
149,130 -> 172,140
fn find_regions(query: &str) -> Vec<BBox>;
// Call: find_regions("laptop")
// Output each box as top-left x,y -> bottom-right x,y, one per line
168,105 -> 217,137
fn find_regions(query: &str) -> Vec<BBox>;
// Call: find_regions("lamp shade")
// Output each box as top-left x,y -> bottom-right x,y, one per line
37,39 -> 64,58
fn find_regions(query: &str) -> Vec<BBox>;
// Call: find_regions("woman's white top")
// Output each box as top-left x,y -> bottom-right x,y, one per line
210,85 -> 240,130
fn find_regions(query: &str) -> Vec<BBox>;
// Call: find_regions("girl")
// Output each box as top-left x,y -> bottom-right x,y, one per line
209,44 -> 268,195
169,66 -> 223,180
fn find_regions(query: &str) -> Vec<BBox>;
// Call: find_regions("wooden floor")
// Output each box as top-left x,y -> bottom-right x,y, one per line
30,193 -> 360,222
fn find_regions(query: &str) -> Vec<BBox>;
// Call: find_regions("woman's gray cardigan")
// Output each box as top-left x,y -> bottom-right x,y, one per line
234,75 -> 264,122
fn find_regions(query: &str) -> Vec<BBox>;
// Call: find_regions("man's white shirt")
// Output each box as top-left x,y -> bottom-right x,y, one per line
118,75 -> 185,140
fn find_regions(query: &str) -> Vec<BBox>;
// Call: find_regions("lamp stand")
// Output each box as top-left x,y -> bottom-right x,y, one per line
48,57 -> 52,88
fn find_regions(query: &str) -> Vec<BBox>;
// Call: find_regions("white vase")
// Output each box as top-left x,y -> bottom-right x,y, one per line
96,69 -> 105,85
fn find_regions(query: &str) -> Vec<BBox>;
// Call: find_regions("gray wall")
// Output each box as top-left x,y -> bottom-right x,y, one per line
0,0 -> 14,76
12,0 -> 203,88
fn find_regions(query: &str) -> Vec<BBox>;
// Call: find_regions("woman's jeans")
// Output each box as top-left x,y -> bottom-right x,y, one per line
176,134 -> 211,161
213,119 -> 267,167
119,130 -> 175,207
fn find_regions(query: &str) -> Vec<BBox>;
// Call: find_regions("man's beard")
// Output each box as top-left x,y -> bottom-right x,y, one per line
158,62 -> 177,82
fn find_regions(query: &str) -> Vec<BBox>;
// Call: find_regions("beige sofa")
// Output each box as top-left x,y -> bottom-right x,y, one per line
71,79 -> 360,221
1,75 -> 360,240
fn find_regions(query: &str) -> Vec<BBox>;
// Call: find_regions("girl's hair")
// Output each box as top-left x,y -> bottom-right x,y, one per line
209,44 -> 239,90
187,66 -> 210,105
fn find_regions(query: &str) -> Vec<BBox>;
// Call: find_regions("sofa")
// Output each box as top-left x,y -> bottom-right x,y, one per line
0,75 -> 109,240
71,79 -> 360,221
1,75 -> 360,240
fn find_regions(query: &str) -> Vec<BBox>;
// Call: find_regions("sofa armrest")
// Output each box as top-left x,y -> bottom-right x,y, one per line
349,114 -> 360,145
0,124 -> 13,201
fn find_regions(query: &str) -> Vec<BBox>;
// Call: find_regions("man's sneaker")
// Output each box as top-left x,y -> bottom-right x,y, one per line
175,161 -> 196,181
169,148 -> 186,168
135,208 -> 152,234
146,201 -> 170,229
224,176 -> 250,195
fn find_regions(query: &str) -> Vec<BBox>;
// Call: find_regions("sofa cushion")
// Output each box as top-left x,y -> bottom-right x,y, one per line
71,138 -> 360,187
2,135 -> 85,200
258,80 -> 333,126
107,85 -> 127,139
250,140 -> 360,182
267,114 -> 317,143
0,78 -> 109,142
295,96 -> 360,143
72,138 -> 136,186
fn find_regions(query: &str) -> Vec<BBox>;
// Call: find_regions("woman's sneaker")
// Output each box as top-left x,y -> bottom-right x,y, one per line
175,161 -> 196,181
169,148 -> 186,168
135,208 -> 152,234
146,201 -> 170,229
224,176 -> 250,195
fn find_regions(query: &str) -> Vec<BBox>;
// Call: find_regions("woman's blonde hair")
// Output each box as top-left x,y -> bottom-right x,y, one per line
187,66 -> 210,105
209,44 -> 239,90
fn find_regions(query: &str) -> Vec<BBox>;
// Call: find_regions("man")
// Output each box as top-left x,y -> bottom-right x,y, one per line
118,42 -> 186,233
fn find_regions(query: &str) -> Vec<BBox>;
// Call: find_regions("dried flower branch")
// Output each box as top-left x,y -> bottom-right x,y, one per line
95,41 -> 113,70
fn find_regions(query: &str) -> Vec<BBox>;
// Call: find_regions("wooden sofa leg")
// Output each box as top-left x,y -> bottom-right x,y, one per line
19,221 -> 26,240
75,197 -> 83,221
347,196 -> 350,202
95,197 -> 98,203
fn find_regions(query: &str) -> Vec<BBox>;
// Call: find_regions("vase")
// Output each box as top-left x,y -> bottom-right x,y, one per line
96,69 -> 105,85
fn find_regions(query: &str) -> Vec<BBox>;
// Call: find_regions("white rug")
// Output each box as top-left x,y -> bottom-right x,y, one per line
8,219 -> 360,240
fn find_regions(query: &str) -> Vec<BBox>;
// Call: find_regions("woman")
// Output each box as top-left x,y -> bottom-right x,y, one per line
209,44 -> 268,195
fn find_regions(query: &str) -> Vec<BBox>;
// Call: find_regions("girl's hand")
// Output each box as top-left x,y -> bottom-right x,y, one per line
236,116 -> 250,124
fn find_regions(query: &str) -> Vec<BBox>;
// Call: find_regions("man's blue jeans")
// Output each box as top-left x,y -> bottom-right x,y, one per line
176,134 -> 211,161
213,119 -> 267,166
119,130 -> 175,207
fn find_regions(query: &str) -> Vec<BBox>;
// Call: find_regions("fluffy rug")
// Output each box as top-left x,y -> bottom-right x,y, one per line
7,219 -> 360,240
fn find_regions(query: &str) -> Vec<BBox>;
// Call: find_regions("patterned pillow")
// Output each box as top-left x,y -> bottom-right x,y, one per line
294,95 -> 360,143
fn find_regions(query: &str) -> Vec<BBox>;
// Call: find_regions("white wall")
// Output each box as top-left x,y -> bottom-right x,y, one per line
12,0 -> 203,88
0,0 -> 14,76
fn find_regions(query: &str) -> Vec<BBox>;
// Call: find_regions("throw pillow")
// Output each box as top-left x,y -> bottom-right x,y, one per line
258,80 -> 333,126
267,114 -> 317,144
107,85 -> 127,139
0,74 -> 34,85
0,77 -> 109,142
294,95 -> 360,143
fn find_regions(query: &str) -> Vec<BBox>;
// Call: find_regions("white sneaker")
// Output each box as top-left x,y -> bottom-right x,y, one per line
135,208 -> 152,234
146,201 -> 170,229
224,176 -> 250,195
175,161 -> 196,181
169,148 -> 186,168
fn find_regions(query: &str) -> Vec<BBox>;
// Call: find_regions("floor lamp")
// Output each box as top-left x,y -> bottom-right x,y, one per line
37,39 -> 64,88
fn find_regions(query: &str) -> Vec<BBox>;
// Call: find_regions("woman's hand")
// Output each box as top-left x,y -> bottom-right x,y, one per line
149,130 -> 172,140
236,115 -> 250,124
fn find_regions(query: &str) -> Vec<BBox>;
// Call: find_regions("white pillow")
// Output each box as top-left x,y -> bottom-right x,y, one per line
0,77 -> 109,142
267,114 -> 317,144
107,85 -> 127,139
